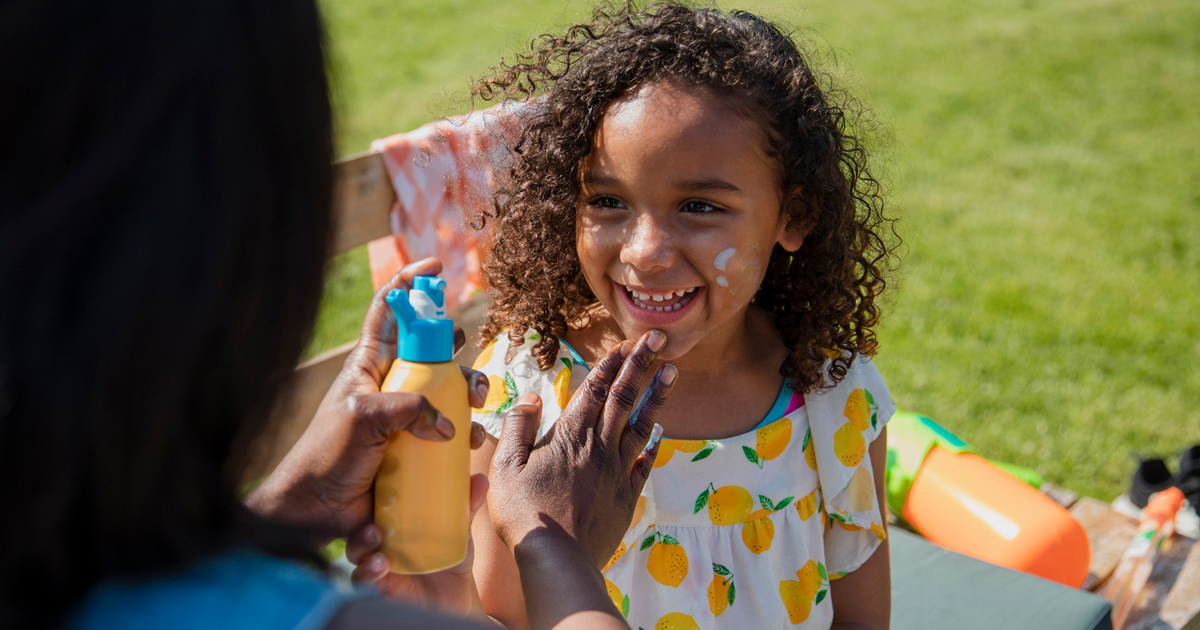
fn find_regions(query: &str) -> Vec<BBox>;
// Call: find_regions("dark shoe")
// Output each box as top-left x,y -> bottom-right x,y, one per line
1176,445 -> 1200,508
1130,457 -> 1175,509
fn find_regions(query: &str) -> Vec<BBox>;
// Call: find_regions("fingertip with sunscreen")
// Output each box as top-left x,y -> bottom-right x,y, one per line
643,423 -> 664,453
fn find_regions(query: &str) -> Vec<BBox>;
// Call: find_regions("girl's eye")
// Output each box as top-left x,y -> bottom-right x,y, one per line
589,196 -> 625,210
682,200 -> 719,214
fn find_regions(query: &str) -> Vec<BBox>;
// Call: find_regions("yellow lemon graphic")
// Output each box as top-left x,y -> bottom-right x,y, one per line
646,537 -> 689,587
741,509 -> 776,554
803,428 -> 817,470
797,559 -> 822,601
477,374 -> 509,413
833,422 -> 866,467
705,485 -> 753,526
795,489 -> 819,521
755,417 -> 792,462
653,441 -> 677,467
843,389 -> 871,431
708,565 -> 735,617
553,365 -> 571,409
604,578 -> 629,618
672,439 -> 707,453
602,540 -> 626,572
871,522 -> 888,540
847,465 -> 876,512
471,340 -> 496,370
655,612 -> 700,630
837,519 -> 863,532
779,580 -> 813,624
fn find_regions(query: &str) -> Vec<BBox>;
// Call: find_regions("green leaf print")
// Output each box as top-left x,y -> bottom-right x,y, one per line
640,534 -> 656,551
691,446 -> 715,462
528,332 -> 541,342
774,496 -> 794,511
829,511 -> 849,523
728,580 -> 736,606
713,563 -> 731,576
742,445 -> 762,468
693,486 -> 711,514
496,372 -> 519,414
759,495 -> 774,511
621,594 -> 630,617
815,589 -> 827,605
802,428 -> 811,451
661,535 -> 680,545
560,357 -> 572,370
817,562 -> 828,582
865,389 -> 878,430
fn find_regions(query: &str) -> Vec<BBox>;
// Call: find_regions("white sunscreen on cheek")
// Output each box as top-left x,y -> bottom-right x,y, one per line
714,247 -> 736,289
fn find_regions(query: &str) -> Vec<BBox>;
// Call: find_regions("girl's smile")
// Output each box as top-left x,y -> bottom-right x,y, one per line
576,81 -> 805,361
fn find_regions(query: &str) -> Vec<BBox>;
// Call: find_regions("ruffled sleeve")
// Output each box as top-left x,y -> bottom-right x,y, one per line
469,329 -> 589,441
806,355 -> 896,576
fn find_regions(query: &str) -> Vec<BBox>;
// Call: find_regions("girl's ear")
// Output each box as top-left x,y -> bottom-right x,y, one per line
775,191 -> 811,253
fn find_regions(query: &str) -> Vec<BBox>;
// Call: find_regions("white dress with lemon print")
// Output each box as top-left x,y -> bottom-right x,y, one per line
472,331 -> 895,630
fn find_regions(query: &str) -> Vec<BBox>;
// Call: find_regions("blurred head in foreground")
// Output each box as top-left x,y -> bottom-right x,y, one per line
0,0 -> 333,625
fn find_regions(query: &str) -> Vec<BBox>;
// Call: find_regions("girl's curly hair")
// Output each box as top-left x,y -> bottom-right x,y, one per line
473,1 -> 898,394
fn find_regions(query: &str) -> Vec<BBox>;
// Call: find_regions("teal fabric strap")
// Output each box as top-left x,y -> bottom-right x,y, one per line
753,379 -> 794,430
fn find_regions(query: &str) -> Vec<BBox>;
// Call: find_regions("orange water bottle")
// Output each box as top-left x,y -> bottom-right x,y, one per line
375,276 -> 471,574
1102,487 -> 1184,629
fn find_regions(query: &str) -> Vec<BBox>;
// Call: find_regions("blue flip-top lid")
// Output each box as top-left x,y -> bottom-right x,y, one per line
385,276 -> 454,363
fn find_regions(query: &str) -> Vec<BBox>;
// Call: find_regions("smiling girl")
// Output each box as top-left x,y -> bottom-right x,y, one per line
464,4 -> 900,629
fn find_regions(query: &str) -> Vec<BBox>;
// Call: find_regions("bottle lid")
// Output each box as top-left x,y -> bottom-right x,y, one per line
1145,487 -> 1185,523
385,276 -> 454,363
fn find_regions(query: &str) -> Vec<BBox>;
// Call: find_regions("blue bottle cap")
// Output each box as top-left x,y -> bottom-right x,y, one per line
385,276 -> 454,363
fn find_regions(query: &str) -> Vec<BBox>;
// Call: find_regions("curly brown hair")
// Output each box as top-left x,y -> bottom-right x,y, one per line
473,1 -> 898,394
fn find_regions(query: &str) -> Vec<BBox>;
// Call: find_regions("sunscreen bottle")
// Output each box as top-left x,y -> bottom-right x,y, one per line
375,276 -> 471,574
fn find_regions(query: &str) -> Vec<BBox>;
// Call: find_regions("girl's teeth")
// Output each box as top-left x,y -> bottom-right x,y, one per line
652,294 -> 664,302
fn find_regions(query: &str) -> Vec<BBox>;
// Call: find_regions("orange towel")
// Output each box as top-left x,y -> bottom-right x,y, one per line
368,102 -> 524,310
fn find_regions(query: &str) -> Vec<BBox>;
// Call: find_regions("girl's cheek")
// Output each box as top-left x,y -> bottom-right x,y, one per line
711,242 -> 764,298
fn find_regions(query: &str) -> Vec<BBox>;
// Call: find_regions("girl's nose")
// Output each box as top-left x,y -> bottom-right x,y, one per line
620,215 -> 676,271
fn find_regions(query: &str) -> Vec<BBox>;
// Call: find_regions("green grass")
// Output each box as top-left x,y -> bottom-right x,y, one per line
312,0 -> 1200,500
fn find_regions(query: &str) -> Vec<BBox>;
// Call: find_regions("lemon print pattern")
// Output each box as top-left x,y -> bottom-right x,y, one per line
832,422 -> 865,467
603,540 -> 627,572
643,531 -> 688,587
654,439 -> 713,468
694,483 -> 753,526
473,331 -> 896,628
554,358 -> 572,409
477,373 -> 516,413
471,340 -> 496,371
744,418 -> 791,467
605,578 -> 630,618
708,563 -> 736,617
652,612 -> 700,630
779,560 -> 829,624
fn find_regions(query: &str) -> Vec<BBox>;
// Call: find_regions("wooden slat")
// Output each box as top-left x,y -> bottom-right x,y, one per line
330,151 -> 395,256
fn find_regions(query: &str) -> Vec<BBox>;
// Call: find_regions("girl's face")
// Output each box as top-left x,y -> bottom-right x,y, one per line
576,82 -> 805,360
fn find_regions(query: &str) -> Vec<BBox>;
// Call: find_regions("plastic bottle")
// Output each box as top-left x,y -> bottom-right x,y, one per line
374,276 -> 471,574
1102,487 -> 1185,630
886,412 -> 1091,587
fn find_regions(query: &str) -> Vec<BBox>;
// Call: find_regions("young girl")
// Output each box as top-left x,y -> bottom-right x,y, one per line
468,4 -> 898,628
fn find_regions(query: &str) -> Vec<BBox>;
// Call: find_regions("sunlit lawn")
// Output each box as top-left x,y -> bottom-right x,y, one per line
312,0 -> 1200,501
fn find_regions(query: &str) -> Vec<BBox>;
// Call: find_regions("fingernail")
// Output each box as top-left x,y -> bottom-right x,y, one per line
364,526 -> 381,546
436,414 -> 455,439
517,392 -> 540,406
368,553 -> 387,573
660,363 -> 678,385
643,424 -> 664,453
647,330 -> 666,352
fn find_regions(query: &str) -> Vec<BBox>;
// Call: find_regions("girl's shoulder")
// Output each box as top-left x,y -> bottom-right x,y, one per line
470,330 -> 589,440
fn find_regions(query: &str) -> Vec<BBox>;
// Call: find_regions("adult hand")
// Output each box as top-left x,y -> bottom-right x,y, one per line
246,258 -> 490,537
344,473 -> 491,617
488,330 -> 676,568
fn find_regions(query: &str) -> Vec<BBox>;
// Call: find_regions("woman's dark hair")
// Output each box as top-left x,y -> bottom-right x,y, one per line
0,0 -> 333,625
475,1 -> 898,393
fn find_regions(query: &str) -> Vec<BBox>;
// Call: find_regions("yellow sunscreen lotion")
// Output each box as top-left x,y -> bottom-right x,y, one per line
375,276 -> 470,574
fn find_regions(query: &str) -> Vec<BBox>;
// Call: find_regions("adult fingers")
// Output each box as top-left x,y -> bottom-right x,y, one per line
346,391 -> 454,446
630,424 -> 664,493
460,366 -> 489,409
558,340 -> 630,434
346,523 -> 384,566
359,258 -> 443,347
470,422 -> 487,450
492,393 -> 543,472
597,331 -> 666,446
619,363 -> 677,466
350,552 -> 390,585
453,325 -> 467,357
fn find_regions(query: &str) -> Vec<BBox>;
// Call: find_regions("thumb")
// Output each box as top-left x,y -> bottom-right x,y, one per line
493,393 -> 543,471
347,391 -> 454,446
